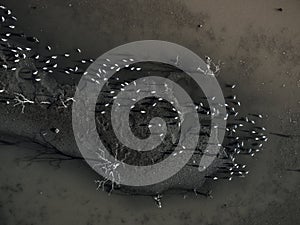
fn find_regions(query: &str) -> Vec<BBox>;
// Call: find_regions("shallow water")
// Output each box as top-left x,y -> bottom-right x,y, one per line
0,0 -> 299,224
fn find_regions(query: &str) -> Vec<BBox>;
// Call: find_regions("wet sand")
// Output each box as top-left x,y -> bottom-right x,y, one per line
0,0 -> 299,224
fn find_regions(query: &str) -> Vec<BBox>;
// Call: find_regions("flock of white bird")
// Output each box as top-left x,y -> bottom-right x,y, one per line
0,4 -> 268,200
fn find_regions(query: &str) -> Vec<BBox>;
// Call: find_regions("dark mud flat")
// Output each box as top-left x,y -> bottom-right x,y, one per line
0,0 -> 300,225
